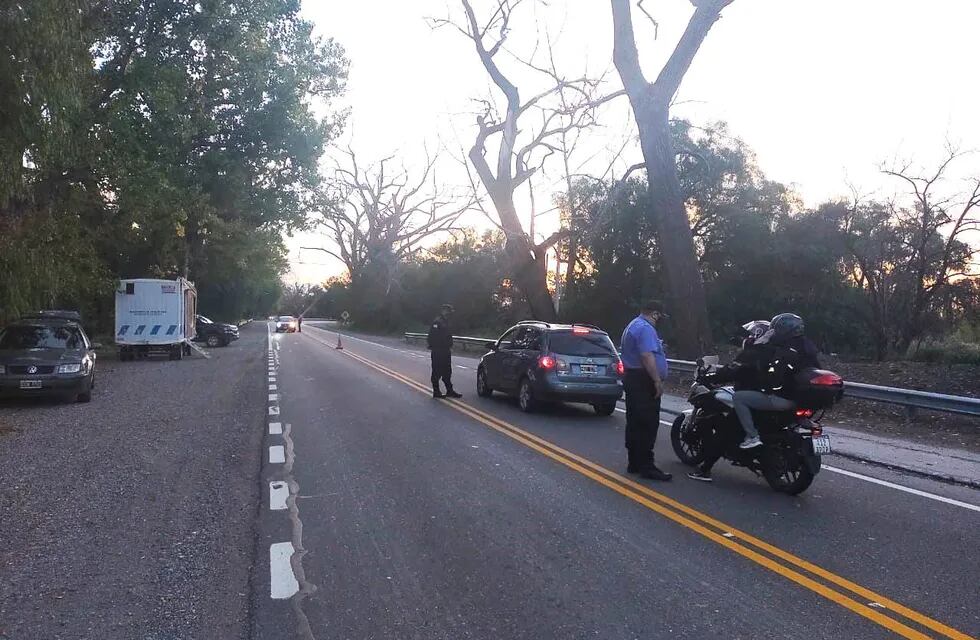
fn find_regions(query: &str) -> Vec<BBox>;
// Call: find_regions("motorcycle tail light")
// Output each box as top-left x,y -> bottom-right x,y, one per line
795,408 -> 814,418
811,372 -> 843,386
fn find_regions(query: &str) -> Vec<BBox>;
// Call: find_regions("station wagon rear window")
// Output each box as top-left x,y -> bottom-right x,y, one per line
548,331 -> 617,357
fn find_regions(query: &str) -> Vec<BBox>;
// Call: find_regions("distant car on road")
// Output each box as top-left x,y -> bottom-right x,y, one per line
476,321 -> 624,415
275,316 -> 297,333
193,315 -> 239,347
0,311 -> 99,403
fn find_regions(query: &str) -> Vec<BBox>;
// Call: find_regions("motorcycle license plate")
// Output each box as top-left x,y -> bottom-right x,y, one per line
20,380 -> 42,390
811,435 -> 832,455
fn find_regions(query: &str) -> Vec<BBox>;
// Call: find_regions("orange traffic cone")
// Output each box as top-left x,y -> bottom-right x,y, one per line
335,335 -> 344,350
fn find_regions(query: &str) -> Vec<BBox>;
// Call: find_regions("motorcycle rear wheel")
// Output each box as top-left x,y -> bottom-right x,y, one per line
762,446 -> 816,495
670,414 -> 706,466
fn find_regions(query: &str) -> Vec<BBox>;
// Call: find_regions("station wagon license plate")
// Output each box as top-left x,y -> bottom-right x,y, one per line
580,364 -> 597,375
19,380 -> 42,390
811,435 -> 832,455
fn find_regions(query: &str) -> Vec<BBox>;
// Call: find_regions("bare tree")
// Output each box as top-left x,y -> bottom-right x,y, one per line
432,0 -> 622,321
881,148 -> 979,350
313,148 -> 472,296
610,0 -> 733,357
839,147 -> 979,357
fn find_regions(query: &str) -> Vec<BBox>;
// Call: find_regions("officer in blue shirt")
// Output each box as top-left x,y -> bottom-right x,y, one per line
620,300 -> 672,481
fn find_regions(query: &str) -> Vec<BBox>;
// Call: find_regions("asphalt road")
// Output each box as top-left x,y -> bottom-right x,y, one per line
255,323 -> 978,640
2,321 -> 977,639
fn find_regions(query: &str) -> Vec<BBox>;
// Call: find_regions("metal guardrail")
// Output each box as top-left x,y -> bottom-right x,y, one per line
404,332 -> 980,418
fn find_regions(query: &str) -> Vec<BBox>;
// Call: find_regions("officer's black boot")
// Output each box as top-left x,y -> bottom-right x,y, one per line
444,385 -> 462,399
432,386 -> 445,399
640,461 -> 672,481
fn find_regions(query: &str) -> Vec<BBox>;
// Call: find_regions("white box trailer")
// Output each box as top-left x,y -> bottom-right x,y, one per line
115,278 -> 197,361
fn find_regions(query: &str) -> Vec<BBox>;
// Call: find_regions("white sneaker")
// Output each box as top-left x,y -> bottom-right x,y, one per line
739,436 -> 762,449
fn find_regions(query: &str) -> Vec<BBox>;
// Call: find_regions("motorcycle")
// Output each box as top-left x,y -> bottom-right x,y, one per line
670,358 -> 843,495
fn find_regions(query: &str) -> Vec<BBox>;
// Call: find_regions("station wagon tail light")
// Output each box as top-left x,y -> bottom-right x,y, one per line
571,326 -> 590,334
537,354 -> 557,370
614,361 -> 625,376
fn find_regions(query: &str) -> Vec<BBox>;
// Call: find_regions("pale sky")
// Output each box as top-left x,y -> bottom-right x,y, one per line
288,0 -> 980,284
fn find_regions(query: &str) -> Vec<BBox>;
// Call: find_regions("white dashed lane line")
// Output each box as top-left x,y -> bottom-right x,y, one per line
269,481 -> 289,510
269,406 -> 280,415
269,445 -> 285,463
269,393 -> 279,401
269,542 -> 299,599
269,422 -> 283,435
269,384 -> 277,390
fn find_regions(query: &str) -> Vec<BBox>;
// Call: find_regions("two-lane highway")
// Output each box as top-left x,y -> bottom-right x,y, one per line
253,323 -> 978,640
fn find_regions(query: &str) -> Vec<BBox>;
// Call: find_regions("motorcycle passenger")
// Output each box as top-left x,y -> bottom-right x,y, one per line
732,313 -> 820,450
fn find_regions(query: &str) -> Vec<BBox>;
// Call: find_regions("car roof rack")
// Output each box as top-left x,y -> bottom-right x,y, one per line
517,320 -> 551,327
20,310 -> 82,322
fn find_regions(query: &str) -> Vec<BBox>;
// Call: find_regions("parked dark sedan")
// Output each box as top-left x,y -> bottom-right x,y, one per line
476,321 -> 624,415
193,314 -> 239,347
0,312 -> 98,402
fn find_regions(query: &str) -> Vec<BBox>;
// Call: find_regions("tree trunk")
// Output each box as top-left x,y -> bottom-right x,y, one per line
504,234 -> 557,322
610,0 -> 726,358
637,108 -> 712,358
488,184 -> 558,322
564,235 -> 577,291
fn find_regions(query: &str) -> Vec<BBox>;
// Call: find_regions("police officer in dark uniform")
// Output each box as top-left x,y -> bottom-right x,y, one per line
428,304 -> 462,399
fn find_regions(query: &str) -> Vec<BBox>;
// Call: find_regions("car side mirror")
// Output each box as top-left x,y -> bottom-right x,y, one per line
485,341 -> 497,351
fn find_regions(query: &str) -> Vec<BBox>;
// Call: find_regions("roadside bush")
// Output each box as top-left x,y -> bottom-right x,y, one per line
906,338 -> 980,365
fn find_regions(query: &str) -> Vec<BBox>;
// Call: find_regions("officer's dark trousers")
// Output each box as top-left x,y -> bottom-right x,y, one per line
430,349 -> 454,391
623,368 -> 662,468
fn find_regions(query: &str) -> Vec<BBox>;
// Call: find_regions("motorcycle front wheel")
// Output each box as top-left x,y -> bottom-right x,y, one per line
670,414 -> 706,466
762,445 -> 816,495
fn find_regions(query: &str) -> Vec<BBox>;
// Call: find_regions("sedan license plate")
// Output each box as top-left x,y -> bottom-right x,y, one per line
811,435 -> 832,455
579,364 -> 597,375
19,380 -> 42,390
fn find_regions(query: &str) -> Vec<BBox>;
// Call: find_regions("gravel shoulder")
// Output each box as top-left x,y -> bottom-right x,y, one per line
0,325 -> 266,640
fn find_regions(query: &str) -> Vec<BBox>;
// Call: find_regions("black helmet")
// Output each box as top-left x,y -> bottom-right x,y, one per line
770,313 -> 804,341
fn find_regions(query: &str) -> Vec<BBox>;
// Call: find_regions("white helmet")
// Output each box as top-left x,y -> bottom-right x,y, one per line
741,320 -> 771,347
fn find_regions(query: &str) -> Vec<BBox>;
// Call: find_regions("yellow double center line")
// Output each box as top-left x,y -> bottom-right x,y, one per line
309,331 -> 971,640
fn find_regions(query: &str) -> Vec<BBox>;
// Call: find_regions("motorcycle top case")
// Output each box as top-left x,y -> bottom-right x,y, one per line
792,368 -> 844,409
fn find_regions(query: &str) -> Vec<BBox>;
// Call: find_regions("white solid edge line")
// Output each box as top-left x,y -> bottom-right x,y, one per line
269,542 -> 299,599
269,481 -> 289,510
821,464 -> 980,513
269,422 -> 283,435
269,445 -> 285,463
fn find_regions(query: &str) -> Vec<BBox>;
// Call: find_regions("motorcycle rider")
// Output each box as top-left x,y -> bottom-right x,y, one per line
687,314 -> 821,482
686,320 -> 770,482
